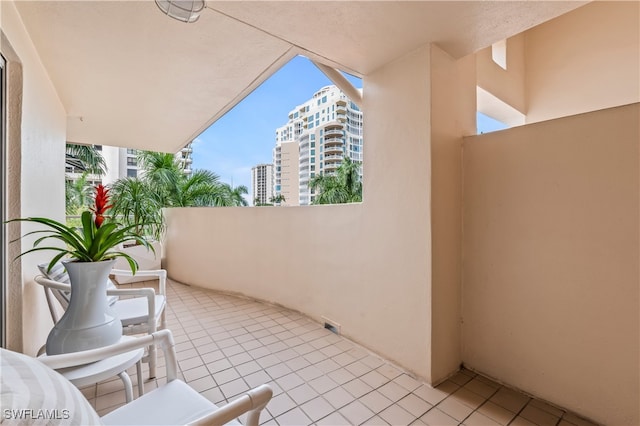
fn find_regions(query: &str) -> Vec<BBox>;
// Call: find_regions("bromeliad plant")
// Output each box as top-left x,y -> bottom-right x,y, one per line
10,184 -> 153,274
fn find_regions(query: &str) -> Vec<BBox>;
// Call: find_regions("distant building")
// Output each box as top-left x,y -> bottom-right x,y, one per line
251,164 -> 274,205
175,142 -> 193,177
66,143 -> 193,188
273,85 -> 363,205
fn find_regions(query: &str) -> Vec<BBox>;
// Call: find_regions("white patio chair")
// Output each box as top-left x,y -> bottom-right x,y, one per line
2,330 -> 273,426
36,262 -> 167,379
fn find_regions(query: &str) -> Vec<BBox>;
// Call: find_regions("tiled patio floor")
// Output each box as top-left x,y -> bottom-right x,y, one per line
85,278 -> 598,426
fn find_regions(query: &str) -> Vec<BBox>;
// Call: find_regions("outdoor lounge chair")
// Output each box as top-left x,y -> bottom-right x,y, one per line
35,262 -> 167,379
1,330 -> 273,425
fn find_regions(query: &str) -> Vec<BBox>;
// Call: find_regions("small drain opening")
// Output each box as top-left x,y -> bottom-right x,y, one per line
324,323 -> 339,334
322,316 -> 341,334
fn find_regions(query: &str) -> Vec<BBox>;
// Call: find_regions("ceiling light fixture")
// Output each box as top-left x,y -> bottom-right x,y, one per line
155,0 -> 205,23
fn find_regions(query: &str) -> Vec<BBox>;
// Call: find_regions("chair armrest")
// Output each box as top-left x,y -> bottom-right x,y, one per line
112,269 -> 167,296
34,276 -> 71,292
38,330 -> 179,380
189,384 -> 273,426
107,288 -> 156,322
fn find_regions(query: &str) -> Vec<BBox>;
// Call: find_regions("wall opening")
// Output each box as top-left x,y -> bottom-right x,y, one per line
491,39 -> 507,70
476,86 -> 525,134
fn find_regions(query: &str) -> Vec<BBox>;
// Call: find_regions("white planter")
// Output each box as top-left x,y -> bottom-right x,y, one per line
46,259 -> 123,355
113,241 -> 162,283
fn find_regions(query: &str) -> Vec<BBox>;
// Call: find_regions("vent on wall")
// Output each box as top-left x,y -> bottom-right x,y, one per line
322,316 -> 341,334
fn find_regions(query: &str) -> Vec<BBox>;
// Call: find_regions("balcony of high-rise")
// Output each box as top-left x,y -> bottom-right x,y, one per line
3,2 -> 638,426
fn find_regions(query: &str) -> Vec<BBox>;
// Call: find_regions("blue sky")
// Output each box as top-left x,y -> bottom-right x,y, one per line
191,56 -> 361,195
191,56 -> 507,199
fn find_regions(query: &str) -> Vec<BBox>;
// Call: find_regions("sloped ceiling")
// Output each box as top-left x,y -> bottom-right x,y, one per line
14,1 -> 586,153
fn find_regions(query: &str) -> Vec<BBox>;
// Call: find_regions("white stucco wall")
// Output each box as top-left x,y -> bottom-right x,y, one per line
165,45 -> 437,381
462,104 -> 639,425
525,1 -> 640,123
2,1 -> 67,355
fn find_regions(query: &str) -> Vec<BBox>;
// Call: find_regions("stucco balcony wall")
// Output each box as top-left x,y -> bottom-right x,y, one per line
462,103 -> 640,425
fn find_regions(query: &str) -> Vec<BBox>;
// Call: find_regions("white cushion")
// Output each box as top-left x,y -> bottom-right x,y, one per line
112,295 -> 166,327
100,380 -> 238,425
0,348 -> 103,425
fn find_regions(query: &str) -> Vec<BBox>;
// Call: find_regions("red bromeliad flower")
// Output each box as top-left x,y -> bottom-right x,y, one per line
90,184 -> 113,228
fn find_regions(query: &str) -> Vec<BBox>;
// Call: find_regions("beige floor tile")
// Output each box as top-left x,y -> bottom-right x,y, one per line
288,383 -> 319,405
394,374 -> 422,392
437,396 -> 474,422
317,411 -> 352,425
561,412 -> 600,426
346,361 -> 372,377
298,365 -> 324,381
219,378 -> 249,399
397,393 -> 432,418
449,371 -> 474,386
188,375 -> 216,393
276,407 -> 312,426
92,280 -> 596,426
378,381 -> 411,402
464,377 -> 500,398
201,387 -> 225,405
324,385 -> 356,409
235,360 -> 262,376
359,389 -> 394,413
285,356 -> 312,372
328,367 -> 357,385
378,403 -> 417,425
520,404 -> 561,426
420,408 -> 459,426
376,364 -> 403,380
509,415 -> 537,426
183,365 -> 210,382
275,372 -> 305,391
364,414 -> 391,425
477,401 -> 517,425
242,369 -> 270,388
344,378 -> 375,398
464,411 -> 502,426
300,396 -> 335,422
339,400 -> 375,425
309,375 -> 339,394
361,370 -> 390,389
489,387 -> 530,413
316,358 -> 342,374
450,387 -> 487,409
266,393 -> 297,418
413,384 -> 451,405
529,399 -> 565,418
265,362 -> 293,380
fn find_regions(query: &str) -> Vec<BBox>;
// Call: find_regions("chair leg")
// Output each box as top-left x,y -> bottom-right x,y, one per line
148,343 -> 157,379
136,360 -> 144,397
117,371 -> 134,403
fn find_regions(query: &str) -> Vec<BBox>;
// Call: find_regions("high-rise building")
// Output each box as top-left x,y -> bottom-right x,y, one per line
251,164 -> 274,205
175,142 -> 193,177
273,85 -> 363,205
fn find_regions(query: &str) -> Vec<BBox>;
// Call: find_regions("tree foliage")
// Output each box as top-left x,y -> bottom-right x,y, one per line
310,157 -> 362,205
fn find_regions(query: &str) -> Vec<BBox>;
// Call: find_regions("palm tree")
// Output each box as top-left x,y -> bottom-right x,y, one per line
170,170 -> 227,207
310,157 -> 362,204
65,143 -> 107,176
223,184 -> 249,207
109,178 -> 164,240
269,194 -> 286,205
136,151 -> 183,206
65,172 -> 93,214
